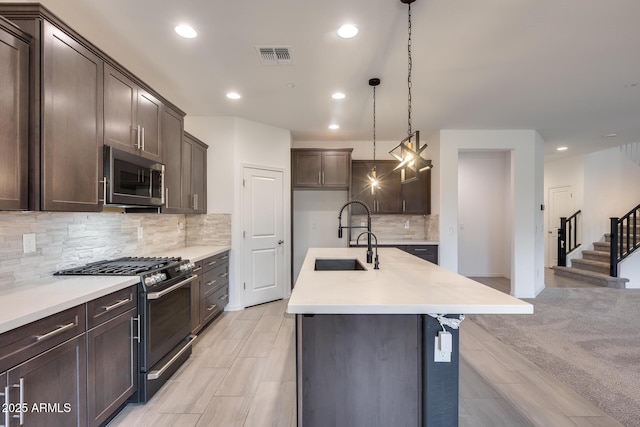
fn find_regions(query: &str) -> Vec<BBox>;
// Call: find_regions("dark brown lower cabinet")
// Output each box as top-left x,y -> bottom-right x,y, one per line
7,335 -> 87,427
192,252 -> 230,334
190,261 -> 203,334
87,308 -> 137,427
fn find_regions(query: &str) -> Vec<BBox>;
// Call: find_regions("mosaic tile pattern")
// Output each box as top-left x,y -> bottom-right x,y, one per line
351,214 -> 439,242
0,211 -> 229,286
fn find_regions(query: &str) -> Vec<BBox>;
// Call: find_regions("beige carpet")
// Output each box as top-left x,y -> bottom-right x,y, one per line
469,287 -> 640,427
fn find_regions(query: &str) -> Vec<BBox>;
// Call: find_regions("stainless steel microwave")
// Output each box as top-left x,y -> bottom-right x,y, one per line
104,146 -> 165,207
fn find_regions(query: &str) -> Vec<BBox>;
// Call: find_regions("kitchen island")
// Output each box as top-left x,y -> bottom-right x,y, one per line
288,247 -> 533,427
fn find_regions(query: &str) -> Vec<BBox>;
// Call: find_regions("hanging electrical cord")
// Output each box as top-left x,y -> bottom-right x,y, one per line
407,0 -> 412,136
428,314 -> 465,332
368,78 -> 381,193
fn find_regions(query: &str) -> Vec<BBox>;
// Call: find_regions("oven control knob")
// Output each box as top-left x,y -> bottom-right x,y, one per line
189,262 -> 196,270
159,273 -> 167,281
144,276 -> 154,286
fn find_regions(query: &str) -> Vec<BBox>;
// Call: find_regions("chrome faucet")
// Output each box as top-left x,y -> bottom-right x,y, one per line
357,231 -> 379,269
338,200 -> 373,264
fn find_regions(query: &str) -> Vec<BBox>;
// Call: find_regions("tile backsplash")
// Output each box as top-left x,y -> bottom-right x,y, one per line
0,212 -> 231,286
186,214 -> 231,246
351,214 -> 439,242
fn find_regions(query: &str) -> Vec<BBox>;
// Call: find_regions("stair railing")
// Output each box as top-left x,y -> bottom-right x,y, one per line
610,203 -> 640,276
557,210 -> 581,267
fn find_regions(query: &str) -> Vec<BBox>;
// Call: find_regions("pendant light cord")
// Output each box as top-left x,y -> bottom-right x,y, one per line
407,2 -> 413,136
373,85 -> 377,166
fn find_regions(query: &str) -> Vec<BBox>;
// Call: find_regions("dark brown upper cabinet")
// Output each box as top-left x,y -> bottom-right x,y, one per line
104,64 -> 162,162
0,18 -> 29,210
160,105 -> 185,213
351,160 -> 431,215
0,4 -> 106,212
292,149 -> 352,189
182,132 -> 207,214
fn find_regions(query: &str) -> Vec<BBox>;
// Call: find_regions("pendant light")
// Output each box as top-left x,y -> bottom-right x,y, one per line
389,0 -> 433,184
367,78 -> 381,194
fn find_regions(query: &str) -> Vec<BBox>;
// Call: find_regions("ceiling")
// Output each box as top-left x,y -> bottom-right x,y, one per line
12,0 -> 640,158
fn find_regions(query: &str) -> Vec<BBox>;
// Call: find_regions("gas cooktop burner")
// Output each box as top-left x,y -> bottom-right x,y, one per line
55,256 -> 182,276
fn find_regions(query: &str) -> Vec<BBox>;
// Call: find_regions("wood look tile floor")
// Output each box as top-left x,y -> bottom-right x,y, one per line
108,294 -> 622,427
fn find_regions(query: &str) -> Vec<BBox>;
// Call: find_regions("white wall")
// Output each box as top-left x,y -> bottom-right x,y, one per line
184,116 -> 235,214
292,191 -> 349,282
185,117 -> 292,310
439,130 -> 545,298
458,151 -> 510,277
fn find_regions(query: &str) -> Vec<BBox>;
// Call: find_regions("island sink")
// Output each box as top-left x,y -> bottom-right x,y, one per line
314,258 -> 366,271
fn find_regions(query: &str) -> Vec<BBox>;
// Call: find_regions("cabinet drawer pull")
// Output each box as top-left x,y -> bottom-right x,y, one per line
403,200 -> 406,212
206,304 -> 217,312
103,298 -> 130,312
207,260 -> 217,266
192,266 -> 202,272
34,322 -> 76,342
206,280 -> 217,287
413,248 -> 427,252
219,272 -> 229,278
220,294 -> 228,301
221,255 -> 229,260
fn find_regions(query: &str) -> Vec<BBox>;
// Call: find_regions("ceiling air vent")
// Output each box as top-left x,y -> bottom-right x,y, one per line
256,46 -> 293,65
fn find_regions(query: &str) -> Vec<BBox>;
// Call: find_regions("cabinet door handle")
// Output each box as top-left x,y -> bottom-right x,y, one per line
206,304 -> 217,312
322,171 -> 325,184
99,176 -> 107,203
403,200 -> 406,213
1,385 -> 9,427
11,378 -> 24,425
136,125 -> 142,149
165,187 -> 169,207
206,280 -> 217,287
131,315 -> 141,343
220,272 -> 229,278
34,322 -> 75,342
141,127 -> 145,151
103,298 -> 131,312
318,172 -> 321,185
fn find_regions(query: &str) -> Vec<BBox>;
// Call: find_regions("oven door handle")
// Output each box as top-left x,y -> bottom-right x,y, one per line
147,275 -> 197,300
147,335 -> 198,380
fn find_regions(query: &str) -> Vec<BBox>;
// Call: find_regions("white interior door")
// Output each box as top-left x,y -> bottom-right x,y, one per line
547,186 -> 573,266
242,167 -> 285,307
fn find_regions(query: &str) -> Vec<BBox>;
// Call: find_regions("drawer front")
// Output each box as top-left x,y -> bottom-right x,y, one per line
201,263 -> 229,297
404,245 -> 438,263
202,251 -> 230,273
0,305 -> 86,373
87,285 -> 137,329
191,259 -> 204,277
201,285 -> 229,326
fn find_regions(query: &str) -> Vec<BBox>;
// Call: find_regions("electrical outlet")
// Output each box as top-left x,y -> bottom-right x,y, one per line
23,233 -> 36,254
137,226 -> 144,240
434,333 -> 452,363
404,220 -> 410,229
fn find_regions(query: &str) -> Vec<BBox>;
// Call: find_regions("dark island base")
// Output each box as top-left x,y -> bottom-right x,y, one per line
295,313 -> 460,427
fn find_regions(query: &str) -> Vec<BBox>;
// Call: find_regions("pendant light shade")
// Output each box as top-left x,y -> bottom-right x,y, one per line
390,0 -> 433,184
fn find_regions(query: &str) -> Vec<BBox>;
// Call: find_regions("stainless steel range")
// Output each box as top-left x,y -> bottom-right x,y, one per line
55,256 -> 197,402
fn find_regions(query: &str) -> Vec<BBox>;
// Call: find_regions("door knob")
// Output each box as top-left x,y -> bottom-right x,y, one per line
277,240 -> 284,245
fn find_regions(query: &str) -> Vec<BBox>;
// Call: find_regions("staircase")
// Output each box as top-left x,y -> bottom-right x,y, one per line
553,234 -> 629,288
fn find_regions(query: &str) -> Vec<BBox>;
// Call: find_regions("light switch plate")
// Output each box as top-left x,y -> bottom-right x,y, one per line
23,233 -> 36,254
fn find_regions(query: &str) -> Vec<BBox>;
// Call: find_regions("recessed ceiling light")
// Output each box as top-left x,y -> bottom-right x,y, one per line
604,133 -> 618,138
328,124 -> 340,130
175,24 -> 197,39
226,92 -> 241,100
337,24 -> 358,39
557,146 -> 568,151
332,92 -> 346,100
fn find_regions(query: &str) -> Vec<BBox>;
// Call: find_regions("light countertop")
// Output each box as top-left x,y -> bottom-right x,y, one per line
288,247 -> 533,315
349,240 -> 438,246
0,245 -> 230,334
